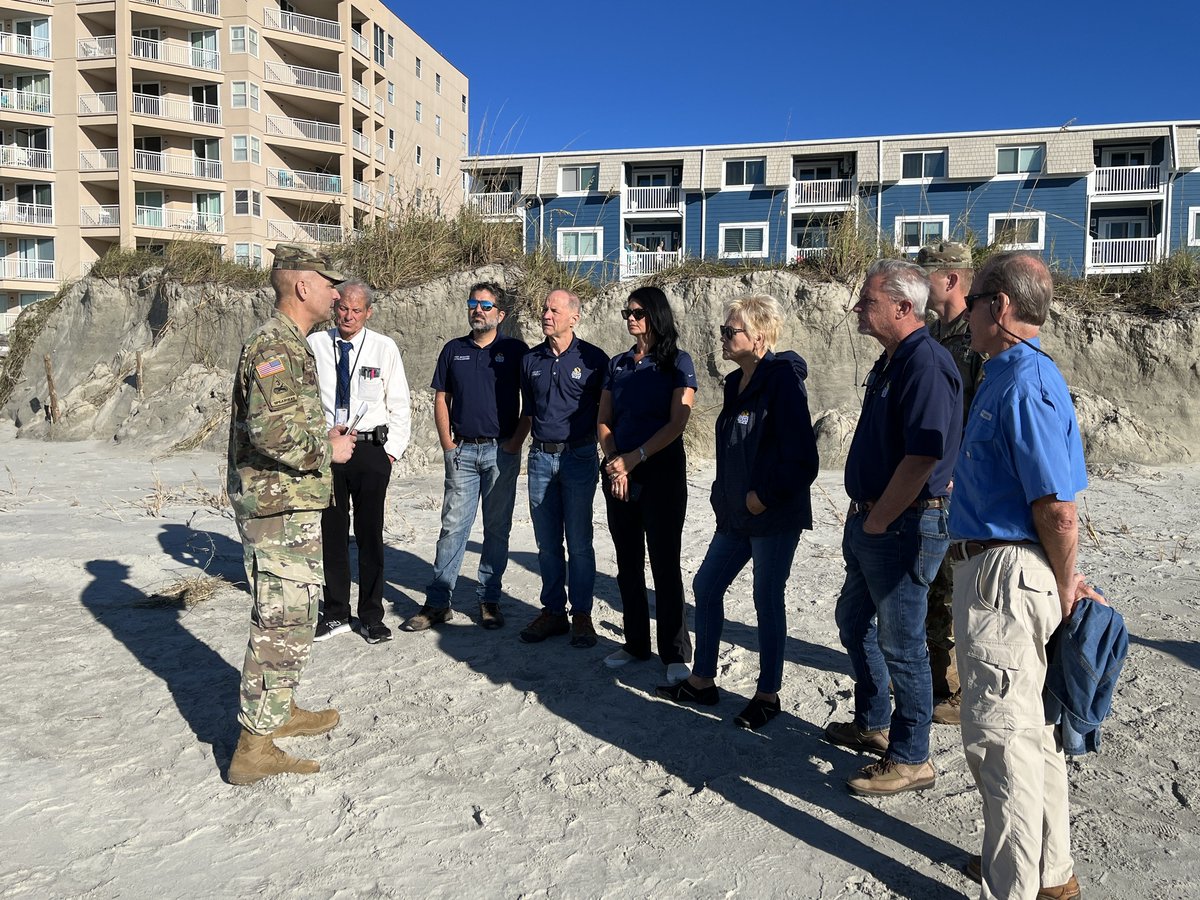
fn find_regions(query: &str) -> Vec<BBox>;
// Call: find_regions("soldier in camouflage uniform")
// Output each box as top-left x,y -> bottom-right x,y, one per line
226,244 -> 358,785
918,240 -> 984,725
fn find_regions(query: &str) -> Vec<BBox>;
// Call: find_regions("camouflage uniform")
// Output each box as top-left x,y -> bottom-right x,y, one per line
228,310 -> 332,734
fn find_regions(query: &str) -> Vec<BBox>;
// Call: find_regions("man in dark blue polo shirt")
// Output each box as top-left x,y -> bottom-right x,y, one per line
824,258 -> 962,797
405,282 -> 529,632
519,288 -> 609,647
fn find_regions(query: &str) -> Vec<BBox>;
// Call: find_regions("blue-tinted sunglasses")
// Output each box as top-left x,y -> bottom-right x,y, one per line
467,298 -> 496,311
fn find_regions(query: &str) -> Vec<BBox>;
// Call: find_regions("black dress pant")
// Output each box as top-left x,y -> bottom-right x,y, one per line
321,441 -> 391,627
604,439 -> 692,664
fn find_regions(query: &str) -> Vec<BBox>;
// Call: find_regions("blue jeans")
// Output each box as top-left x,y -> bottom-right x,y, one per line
835,507 -> 949,764
425,441 -> 520,608
527,444 -> 598,615
693,527 -> 801,695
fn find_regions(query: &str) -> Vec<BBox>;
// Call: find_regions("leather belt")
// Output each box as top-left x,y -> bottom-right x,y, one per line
948,539 -> 1038,562
848,497 -> 947,517
531,437 -> 596,454
455,436 -> 496,444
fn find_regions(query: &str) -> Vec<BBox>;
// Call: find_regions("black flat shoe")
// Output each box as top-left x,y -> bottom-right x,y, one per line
655,680 -> 719,707
734,695 -> 781,730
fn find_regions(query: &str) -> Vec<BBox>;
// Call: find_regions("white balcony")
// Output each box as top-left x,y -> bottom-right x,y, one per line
264,60 -> 341,93
0,311 -> 20,335
351,129 -> 369,153
267,167 -> 342,194
134,149 -> 223,180
623,250 -> 681,279
0,201 -> 53,226
374,190 -> 385,209
468,191 -> 522,219
132,0 -> 219,17
792,177 -> 855,206
374,142 -> 385,161
0,146 -> 52,169
77,36 -> 117,59
268,218 -> 343,244
350,30 -> 368,57
0,31 -> 51,58
1088,237 -> 1160,272
131,36 -> 221,71
80,149 -> 119,171
353,179 -> 371,203
134,206 -> 224,233
351,80 -> 369,106
263,7 -> 341,41
80,205 -> 120,227
131,94 -> 221,125
789,246 -> 830,262
0,258 -> 56,281
374,96 -> 383,115
1091,165 -> 1162,195
78,92 -> 117,115
266,114 -> 341,144
0,89 -> 50,115
625,186 -> 681,213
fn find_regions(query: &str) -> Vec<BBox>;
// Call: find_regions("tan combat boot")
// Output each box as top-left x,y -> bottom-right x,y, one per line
228,729 -> 320,785
271,700 -> 340,739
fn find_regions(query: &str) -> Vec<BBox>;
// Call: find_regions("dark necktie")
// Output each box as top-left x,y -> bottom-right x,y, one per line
336,340 -> 353,410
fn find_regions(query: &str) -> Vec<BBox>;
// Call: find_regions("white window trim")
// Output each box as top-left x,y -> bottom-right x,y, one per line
229,25 -> 245,53
559,164 -> 600,195
557,227 -> 603,262
898,149 -> 948,183
995,144 -> 1046,179
894,214 -> 950,252
987,211 -> 1046,250
1188,207 -> 1200,247
719,221 -> 770,259
722,156 -> 766,190
1098,216 -> 1150,240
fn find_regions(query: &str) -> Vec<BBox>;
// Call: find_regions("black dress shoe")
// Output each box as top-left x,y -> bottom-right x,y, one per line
365,623 -> 393,644
734,695 -> 781,730
655,680 -> 719,706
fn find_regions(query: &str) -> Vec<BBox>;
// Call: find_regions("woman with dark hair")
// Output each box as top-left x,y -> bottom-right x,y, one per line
597,286 -> 697,684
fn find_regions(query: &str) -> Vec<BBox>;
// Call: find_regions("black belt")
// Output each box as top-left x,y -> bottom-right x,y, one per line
455,436 -> 496,444
848,497 -> 947,517
531,437 -> 596,454
356,431 -> 386,445
948,539 -> 1038,562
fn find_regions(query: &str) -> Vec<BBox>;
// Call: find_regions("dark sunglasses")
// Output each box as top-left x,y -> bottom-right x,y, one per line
964,291 -> 997,312
719,326 -> 747,341
467,298 -> 496,311
620,307 -> 647,321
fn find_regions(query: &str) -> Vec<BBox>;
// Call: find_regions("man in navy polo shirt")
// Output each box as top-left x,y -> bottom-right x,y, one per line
824,258 -> 962,796
519,288 -> 609,647
405,282 -> 529,632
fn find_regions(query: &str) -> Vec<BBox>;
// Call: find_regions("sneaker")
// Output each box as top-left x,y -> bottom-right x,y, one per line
655,679 -> 719,706
479,602 -> 505,630
402,605 -> 453,632
823,720 -> 890,756
665,663 -> 691,685
846,758 -> 936,796
364,623 -> 392,644
605,648 -> 642,668
314,617 -> 351,642
519,610 -> 570,643
933,690 -> 962,725
964,856 -> 1082,900
734,695 -> 781,731
569,613 -> 597,648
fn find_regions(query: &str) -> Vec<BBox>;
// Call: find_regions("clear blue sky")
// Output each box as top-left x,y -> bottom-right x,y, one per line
395,0 -> 1200,155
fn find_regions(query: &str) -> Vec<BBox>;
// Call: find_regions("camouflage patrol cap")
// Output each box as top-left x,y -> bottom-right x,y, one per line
271,243 -> 345,281
917,241 -> 972,272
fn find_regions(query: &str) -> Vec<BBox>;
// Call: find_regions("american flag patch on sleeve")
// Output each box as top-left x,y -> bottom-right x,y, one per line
255,357 -> 285,378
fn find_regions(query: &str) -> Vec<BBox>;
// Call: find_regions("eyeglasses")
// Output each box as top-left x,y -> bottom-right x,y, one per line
964,292 -> 997,313
719,326 -> 747,341
620,307 -> 647,321
467,298 -> 496,311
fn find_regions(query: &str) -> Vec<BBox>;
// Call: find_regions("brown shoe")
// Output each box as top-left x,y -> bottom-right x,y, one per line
569,613 -> 597,648
271,700 -> 340,739
823,720 -> 889,756
933,690 -> 962,725
228,729 -> 319,785
402,605 -> 453,632
847,757 -> 935,796
479,602 -> 505,630
965,855 -> 1081,899
519,610 -> 570,643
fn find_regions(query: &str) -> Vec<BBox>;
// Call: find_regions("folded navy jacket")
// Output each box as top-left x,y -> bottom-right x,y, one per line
1043,596 -> 1129,755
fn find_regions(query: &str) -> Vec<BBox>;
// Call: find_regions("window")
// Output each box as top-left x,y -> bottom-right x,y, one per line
249,27 -> 258,57
900,150 -> 947,180
461,132 -> 467,151
461,94 -> 467,113
234,189 -> 262,216
1189,208 -> 1200,247
719,222 -> 769,258
895,215 -> 949,252
561,164 -> 599,193
234,242 -> 263,267
415,100 -> 422,123
724,157 -> 765,188
558,227 -> 603,261
373,24 -> 385,66
415,145 -> 422,166
435,115 -> 441,136
230,25 -> 257,56
997,145 -> 1045,175
231,134 -> 251,161
1100,217 -> 1148,240
988,212 -> 1045,250
388,128 -> 395,150
387,34 -> 394,58
231,81 -> 248,108
387,82 -> 395,104
435,73 -> 442,94
435,156 -> 441,176
250,136 -> 260,164
415,57 -> 422,78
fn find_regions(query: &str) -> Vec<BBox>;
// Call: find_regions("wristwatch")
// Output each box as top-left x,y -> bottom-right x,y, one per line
637,446 -> 647,463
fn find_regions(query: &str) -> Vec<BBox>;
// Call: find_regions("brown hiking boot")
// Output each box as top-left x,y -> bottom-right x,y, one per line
228,729 -> 320,785
965,856 -> 1082,899
823,721 -> 890,756
271,700 -> 340,739
933,690 -> 962,725
569,613 -> 597,648
846,758 -> 936,796
519,610 -> 570,643
402,604 -> 453,632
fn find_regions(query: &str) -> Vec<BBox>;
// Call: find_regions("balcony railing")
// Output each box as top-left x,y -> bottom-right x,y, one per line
134,149 -> 223,180
625,186 -> 681,212
0,311 -> 19,335
624,250 -> 681,278
79,92 -> 118,115
0,31 -> 51,58
1092,165 -> 1162,194
0,89 -> 50,114
350,30 -> 368,57
132,0 -> 220,17
790,246 -> 830,262
131,36 -> 221,71
0,146 -> 52,169
77,36 -> 117,59
353,179 -> 371,203
0,258 -> 56,281
351,80 -> 369,105
792,177 -> 855,206
79,149 -> 118,171
263,7 -> 341,41
264,59 -> 341,93
1090,237 -> 1159,268
267,167 -> 342,194
375,190 -> 385,209
352,129 -> 370,153
374,96 -> 383,115
265,115 -> 341,144
134,206 -> 224,233
468,192 -> 522,218
268,218 -> 343,244
374,142 -> 385,161
132,94 -> 222,125
80,205 -> 120,227
0,201 -> 53,226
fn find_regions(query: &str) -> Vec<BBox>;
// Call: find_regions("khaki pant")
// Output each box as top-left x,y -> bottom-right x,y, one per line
952,545 -> 1073,899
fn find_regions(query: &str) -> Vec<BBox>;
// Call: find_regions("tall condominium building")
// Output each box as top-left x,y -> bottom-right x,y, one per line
0,0 -> 468,331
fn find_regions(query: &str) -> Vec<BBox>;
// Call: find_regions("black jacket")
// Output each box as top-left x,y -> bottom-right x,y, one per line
710,351 -> 819,536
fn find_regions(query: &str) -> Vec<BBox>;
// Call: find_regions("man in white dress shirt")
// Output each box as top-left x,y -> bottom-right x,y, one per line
308,280 -> 411,644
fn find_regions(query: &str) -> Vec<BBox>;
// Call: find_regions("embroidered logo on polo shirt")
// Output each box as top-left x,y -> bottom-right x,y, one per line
571,367 -> 582,380
495,353 -> 505,363
531,369 -> 542,377
737,411 -> 750,425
